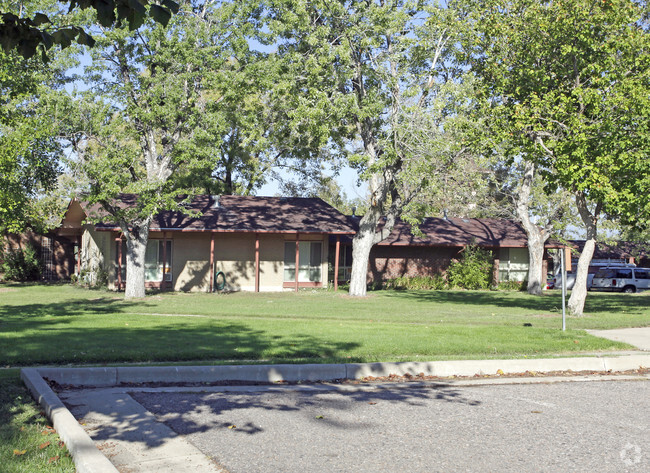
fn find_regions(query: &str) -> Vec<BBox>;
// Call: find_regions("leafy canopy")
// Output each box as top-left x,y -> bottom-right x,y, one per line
1,0 -> 179,60
459,0 -> 650,228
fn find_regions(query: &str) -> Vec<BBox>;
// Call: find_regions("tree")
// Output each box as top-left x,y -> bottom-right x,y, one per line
174,52 -> 328,197
268,0 -> 471,296
66,0 -> 261,298
460,0 -> 650,313
1,0 -> 178,60
0,48 -> 61,233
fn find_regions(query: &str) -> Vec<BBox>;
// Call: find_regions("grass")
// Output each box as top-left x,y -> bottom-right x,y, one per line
0,370 -> 74,473
2,283 -> 649,367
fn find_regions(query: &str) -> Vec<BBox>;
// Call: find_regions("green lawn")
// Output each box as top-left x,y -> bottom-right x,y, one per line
2,283 -> 649,366
0,370 -> 74,473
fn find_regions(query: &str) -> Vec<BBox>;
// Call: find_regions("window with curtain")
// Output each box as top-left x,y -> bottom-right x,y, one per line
284,241 -> 322,282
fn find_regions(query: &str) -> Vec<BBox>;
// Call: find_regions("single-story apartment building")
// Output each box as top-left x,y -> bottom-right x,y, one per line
55,194 -> 357,292
46,194 -> 574,291
332,217 -> 563,284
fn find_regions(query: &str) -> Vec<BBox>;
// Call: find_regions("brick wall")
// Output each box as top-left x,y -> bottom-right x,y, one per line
368,246 -> 463,281
2,231 -> 76,280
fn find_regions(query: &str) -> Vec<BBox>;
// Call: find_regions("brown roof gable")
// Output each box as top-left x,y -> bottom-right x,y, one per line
83,194 -> 356,234
375,217 -> 562,248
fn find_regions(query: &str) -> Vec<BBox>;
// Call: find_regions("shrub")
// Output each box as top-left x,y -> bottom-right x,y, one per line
384,275 -> 447,291
446,245 -> 493,290
1,245 -> 42,281
496,280 -> 527,291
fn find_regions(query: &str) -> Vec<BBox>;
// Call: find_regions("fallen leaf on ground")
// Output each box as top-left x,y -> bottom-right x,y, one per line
316,415 -> 324,419
227,425 -> 236,429
48,456 -> 59,463
39,441 -> 51,449
13,449 -> 27,456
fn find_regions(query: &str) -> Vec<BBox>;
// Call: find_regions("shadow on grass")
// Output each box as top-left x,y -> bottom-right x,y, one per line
378,289 -> 650,316
0,296 -> 148,319
0,298 -> 361,366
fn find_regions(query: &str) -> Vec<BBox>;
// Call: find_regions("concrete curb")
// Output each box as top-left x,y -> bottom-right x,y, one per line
21,355 -> 650,473
33,355 -> 650,387
20,368 -> 119,473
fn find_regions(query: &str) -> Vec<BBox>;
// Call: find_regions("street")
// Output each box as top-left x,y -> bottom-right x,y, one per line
127,379 -> 649,473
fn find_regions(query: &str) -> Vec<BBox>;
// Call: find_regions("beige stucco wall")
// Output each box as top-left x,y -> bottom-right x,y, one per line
172,233 -> 211,292
103,231 -> 332,292
80,225 -> 113,286
257,234 -> 285,291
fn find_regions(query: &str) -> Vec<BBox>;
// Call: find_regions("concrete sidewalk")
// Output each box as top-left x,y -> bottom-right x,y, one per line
587,327 -> 650,351
20,327 -> 650,473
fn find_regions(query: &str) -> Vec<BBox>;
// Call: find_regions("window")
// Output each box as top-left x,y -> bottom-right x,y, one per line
337,245 -> 353,280
116,240 -> 172,282
284,241 -> 322,282
594,269 -> 616,279
634,270 -> 650,280
616,269 -> 633,279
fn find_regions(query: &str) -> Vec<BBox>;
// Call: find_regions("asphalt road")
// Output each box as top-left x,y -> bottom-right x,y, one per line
132,379 -> 649,473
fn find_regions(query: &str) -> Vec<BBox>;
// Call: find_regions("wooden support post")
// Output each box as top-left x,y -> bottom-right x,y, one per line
77,235 -> 82,276
295,234 -> 299,292
564,247 -> 572,272
255,234 -> 260,292
162,232 -> 167,291
209,234 -> 215,293
334,236 -> 340,291
117,236 -> 123,291
492,257 -> 500,285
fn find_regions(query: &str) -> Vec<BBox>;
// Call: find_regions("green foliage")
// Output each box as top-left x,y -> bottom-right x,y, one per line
496,280 -> 527,292
384,275 -> 448,291
0,0 -> 179,60
446,245 -> 493,290
1,245 -> 42,282
460,0 -> 650,230
0,49 -> 62,233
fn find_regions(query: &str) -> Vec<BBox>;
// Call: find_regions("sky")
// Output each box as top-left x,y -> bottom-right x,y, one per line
255,164 -> 368,199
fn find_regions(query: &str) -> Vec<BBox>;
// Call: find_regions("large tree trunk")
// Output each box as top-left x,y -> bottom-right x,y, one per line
515,162 -> 550,295
123,220 -> 151,299
349,206 -> 382,296
567,192 -> 599,316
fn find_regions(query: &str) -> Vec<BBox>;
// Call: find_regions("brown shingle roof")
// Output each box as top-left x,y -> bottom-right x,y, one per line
375,217 -> 562,248
84,194 -> 356,234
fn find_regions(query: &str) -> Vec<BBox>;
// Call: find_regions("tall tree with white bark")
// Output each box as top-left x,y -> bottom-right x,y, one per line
459,0 -> 650,313
66,0 -> 263,298
267,0 -> 471,296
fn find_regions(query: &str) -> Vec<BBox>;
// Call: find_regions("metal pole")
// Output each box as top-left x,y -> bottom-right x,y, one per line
560,248 -> 566,332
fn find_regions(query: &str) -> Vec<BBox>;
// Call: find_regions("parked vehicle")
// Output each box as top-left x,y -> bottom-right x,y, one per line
590,267 -> 650,293
553,262 -> 636,290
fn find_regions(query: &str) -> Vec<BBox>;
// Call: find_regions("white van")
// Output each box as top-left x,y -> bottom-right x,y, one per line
590,267 -> 650,293
553,262 -> 635,290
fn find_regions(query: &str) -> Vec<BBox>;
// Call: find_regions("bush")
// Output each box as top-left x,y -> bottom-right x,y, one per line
496,280 -> 527,291
1,245 -> 42,281
384,275 -> 448,291
446,245 -> 493,290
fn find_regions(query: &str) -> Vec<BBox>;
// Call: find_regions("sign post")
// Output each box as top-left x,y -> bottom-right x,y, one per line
560,248 -> 567,331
